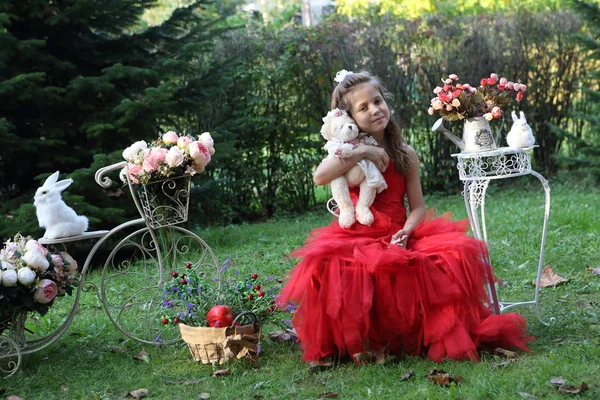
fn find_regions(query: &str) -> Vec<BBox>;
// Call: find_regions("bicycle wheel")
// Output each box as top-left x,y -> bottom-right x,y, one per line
100,226 -> 220,344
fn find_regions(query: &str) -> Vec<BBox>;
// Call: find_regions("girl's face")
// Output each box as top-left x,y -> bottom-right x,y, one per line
349,83 -> 390,140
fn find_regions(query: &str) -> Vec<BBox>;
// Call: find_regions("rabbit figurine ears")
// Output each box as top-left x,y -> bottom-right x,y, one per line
39,171 -> 74,193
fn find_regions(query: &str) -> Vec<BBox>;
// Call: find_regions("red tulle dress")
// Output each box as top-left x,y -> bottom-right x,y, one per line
277,163 -> 533,363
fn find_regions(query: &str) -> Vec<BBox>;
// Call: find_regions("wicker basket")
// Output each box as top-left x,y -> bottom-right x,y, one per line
179,312 -> 261,365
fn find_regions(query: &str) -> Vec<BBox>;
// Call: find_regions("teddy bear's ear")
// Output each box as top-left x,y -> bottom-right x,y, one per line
321,121 -> 332,140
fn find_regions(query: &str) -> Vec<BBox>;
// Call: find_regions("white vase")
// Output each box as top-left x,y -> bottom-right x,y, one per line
462,116 -> 497,153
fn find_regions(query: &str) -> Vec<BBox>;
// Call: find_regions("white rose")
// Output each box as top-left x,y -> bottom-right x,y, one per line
165,146 -> 185,168
17,267 -> 37,286
23,250 -> 50,271
26,239 -> 48,256
1,269 -> 18,287
198,132 -> 215,155
122,140 -> 148,161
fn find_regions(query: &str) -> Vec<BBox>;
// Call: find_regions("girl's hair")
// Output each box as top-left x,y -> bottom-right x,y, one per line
331,71 -> 411,173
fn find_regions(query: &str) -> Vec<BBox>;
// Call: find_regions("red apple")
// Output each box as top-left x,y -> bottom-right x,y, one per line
206,305 -> 233,327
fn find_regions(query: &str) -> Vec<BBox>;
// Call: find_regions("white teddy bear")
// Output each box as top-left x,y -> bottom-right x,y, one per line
321,109 -> 387,228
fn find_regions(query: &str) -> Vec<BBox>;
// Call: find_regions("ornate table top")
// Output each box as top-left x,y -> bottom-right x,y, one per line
451,146 -> 537,181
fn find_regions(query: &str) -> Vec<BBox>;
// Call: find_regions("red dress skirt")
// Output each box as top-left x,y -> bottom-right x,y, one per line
277,163 -> 533,362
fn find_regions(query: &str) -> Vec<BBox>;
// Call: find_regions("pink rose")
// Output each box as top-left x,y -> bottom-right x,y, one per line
433,86 -> 443,94
128,163 -> 143,183
34,279 -> 58,304
162,131 -> 179,145
499,77 -> 508,86
449,74 -> 458,80
516,91 -> 524,101
143,148 -> 168,173
427,107 -> 434,115
165,146 -> 185,168
490,73 -> 498,80
491,106 -> 502,119
513,83 -> 522,91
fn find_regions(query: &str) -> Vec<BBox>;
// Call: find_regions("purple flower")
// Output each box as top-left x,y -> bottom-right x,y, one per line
235,269 -> 239,277
219,258 -> 231,274
266,275 -> 275,281
197,285 -> 202,294
212,277 -> 219,282
257,343 -> 262,354
187,302 -> 194,310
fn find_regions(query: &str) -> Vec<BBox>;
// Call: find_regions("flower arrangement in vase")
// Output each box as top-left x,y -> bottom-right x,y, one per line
429,73 -> 527,153
121,131 -> 215,185
0,234 -> 78,330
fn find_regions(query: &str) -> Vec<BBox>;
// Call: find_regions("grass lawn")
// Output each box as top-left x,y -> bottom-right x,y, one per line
3,179 -> 599,399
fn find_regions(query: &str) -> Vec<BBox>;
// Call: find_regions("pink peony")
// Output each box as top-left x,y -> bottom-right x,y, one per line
165,146 -> 185,168
516,91 -> 524,101
177,136 -> 193,149
499,77 -> 508,86
26,239 -> 48,256
162,131 -> 179,145
23,250 -> 50,271
433,86 -> 443,94
142,148 -> 168,173
128,163 -> 143,183
427,107 -> 434,115
449,74 -> 458,80
34,279 -> 58,304
51,253 -> 64,267
198,132 -> 215,155
189,142 -> 210,165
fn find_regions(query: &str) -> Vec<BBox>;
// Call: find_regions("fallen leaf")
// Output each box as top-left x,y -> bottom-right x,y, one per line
399,370 -> 415,381
549,376 -> 567,386
268,329 -> 298,343
197,393 -> 211,399
211,368 -> 231,377
587,266 -> 600,275
319,392 -> 338,398
7,396 -> 25,400
426,369 -> 464,386
495,360 -> 516,367
557,382 -> 589,394
126,388 -> 148,399
518,392 -> 538,399
308,361 -> 334,373
533,266 -> 568,288
133,348 -> 150,363
494,347 -> 519,359
60,384 -> 69,392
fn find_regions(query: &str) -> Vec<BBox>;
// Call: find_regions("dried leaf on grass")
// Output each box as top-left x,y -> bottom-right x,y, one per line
308,361 -> 334,373
353,350 -> 396,364
494,347 -> 519,359
398,370 -> 415,381
7,396 -> 25,400
268,328 -> 298,343
197,393 -> 211,399
587,266 -> 600,275
211,369 -> 231,377
60,384 -> 69,392
126,388 -> 148,399
426,369 -> 464,386
105,345 -> 126,353
319,392 -> 338,398
557,382 -> 589,394
533,266 -> 568,288
133,348 -> 150,363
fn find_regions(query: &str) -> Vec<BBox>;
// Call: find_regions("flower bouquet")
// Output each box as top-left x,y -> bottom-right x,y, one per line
428,73 -> 527,121
0,234 -> 78,334
121,131 -> 215,227
428,73 -> 527,153
160,260 -> 284,364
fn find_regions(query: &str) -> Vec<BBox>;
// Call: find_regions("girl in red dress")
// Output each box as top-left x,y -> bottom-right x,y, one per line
277,70 -> 533,363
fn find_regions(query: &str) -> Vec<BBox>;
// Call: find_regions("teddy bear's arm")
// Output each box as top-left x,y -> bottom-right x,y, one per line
325,140 -> 355,159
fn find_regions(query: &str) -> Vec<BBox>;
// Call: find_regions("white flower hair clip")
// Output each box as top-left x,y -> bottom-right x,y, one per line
334,69 -> 353,83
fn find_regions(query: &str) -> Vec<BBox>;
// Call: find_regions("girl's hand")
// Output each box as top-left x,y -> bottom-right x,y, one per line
391,229 -> 410,247
361,145 -> 389,171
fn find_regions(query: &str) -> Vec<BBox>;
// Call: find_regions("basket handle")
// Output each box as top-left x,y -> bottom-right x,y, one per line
231,311 -> 260,329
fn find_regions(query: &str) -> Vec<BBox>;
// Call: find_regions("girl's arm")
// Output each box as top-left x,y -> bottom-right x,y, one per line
391,145 -> 426,246
314,145 -> 389,186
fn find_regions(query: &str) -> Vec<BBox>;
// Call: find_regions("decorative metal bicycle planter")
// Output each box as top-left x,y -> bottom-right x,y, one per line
0,162 -> 220,377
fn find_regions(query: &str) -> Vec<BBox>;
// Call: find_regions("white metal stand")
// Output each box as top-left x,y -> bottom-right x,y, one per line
452,146 -> 553,325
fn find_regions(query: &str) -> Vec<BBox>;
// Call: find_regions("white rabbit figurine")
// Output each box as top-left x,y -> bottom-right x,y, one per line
34,171 -> 89,239
506,110 -> 535,148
